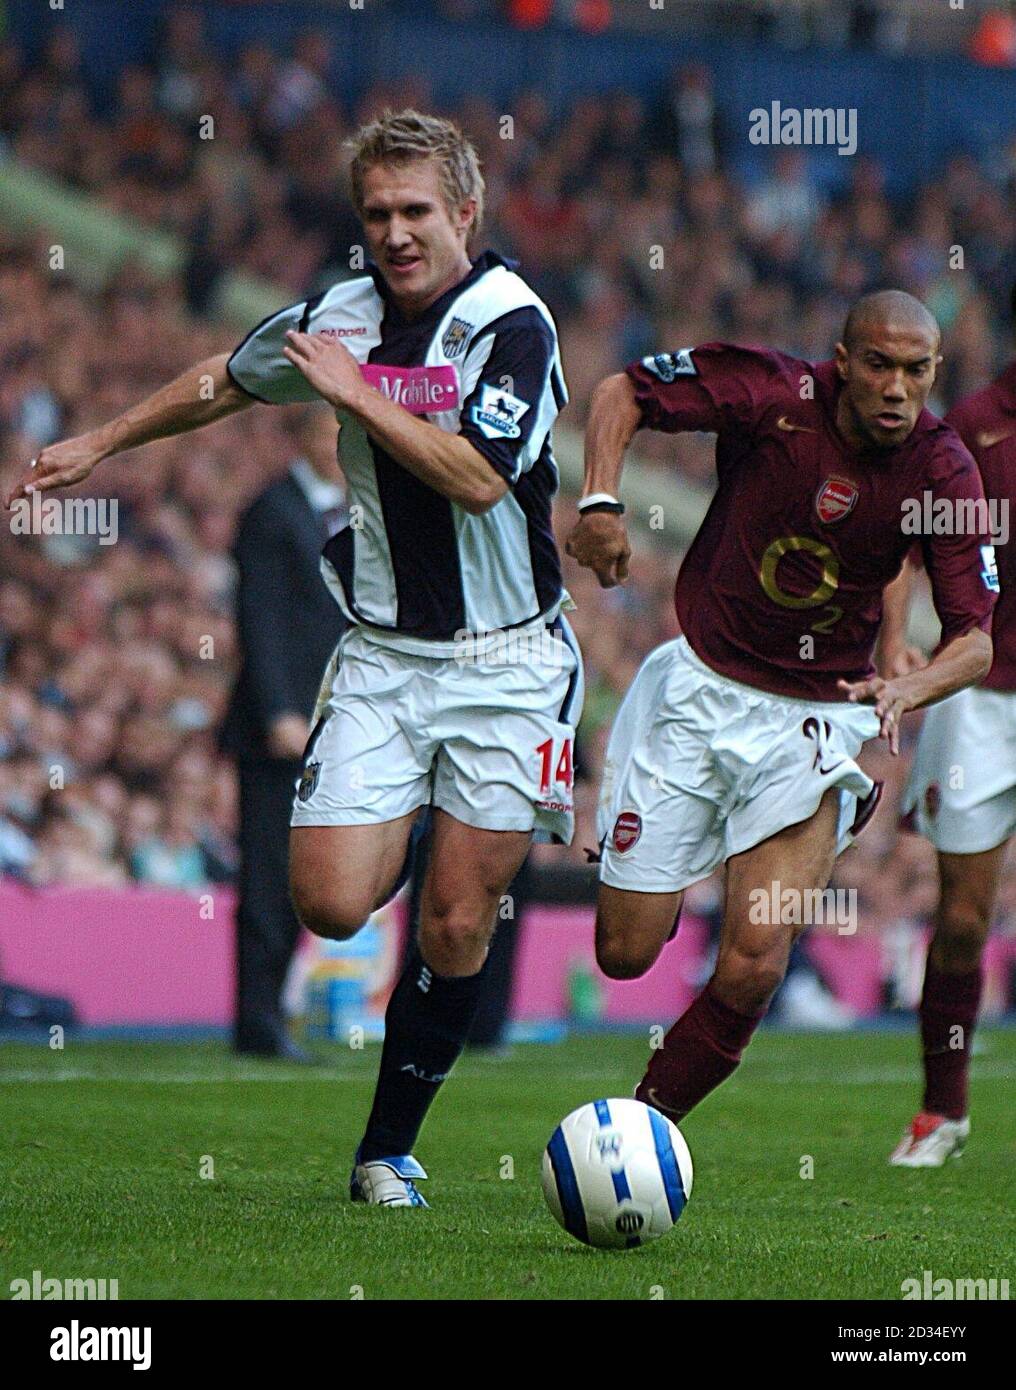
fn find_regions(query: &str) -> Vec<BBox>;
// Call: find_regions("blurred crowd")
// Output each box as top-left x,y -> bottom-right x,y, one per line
0,15 -> 1013,938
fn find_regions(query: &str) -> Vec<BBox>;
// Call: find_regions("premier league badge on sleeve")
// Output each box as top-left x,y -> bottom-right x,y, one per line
980,543 -> 999,593
471,383 -> 530,439
642,349 -> 696,383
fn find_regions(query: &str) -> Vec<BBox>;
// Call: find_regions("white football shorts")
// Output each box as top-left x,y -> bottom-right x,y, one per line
290,618 -> 584,844
900,684 -> 1016,854
596,637 -> 882,893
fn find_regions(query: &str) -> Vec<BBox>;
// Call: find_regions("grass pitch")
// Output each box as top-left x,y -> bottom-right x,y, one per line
2,1030 -> 1013,1300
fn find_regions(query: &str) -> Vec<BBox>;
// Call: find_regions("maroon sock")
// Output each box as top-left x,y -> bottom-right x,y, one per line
920,956 -> 982,1121
635,984 -> 765,1121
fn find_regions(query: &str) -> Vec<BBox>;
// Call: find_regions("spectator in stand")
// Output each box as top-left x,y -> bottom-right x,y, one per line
649,64 -> 724,174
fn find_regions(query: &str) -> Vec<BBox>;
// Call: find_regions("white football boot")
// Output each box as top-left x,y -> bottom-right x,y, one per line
890,1113 -> 970,1167
350,1153 -> 429,1207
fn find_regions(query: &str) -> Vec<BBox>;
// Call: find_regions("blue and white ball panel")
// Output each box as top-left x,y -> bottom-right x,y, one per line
541,1098 -> 693,1250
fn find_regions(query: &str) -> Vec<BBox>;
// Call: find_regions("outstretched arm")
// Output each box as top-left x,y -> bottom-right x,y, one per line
565,372 -> 641,588
875,555 -> 927,678
839,628 -> 992,755
4,353 -> 252,508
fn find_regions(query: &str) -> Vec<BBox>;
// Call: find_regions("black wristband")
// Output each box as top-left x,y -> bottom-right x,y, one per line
577,500 -> 625,516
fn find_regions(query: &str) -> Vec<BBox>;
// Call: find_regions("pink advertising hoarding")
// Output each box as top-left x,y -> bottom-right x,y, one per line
2,881 -> 1013,1027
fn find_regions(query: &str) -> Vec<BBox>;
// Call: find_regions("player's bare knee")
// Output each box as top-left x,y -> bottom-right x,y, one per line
934,905 -> 990,970
419,918 -> 491,974
290,879 -> 367,941
597,945 -> 651,981
595,921 -> 655,980
714,949 -> 785,1013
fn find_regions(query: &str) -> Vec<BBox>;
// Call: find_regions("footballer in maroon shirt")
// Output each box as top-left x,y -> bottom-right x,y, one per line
881,287 -> 1014,1167
567,290 -> 996,1127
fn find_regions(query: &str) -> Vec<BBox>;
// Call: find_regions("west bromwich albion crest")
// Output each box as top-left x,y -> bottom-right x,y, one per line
297,760 -> 321,803
441,317 -> 473,359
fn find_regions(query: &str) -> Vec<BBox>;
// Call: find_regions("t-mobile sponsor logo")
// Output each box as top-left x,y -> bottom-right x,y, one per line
360,364 -> 459,414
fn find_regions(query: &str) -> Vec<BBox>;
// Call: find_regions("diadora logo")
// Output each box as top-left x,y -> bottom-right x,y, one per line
317,327 -> 368,338
360,364 -> 460,414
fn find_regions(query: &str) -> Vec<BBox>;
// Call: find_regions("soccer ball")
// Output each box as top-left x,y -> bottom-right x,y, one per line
541,1098 -> 693,1250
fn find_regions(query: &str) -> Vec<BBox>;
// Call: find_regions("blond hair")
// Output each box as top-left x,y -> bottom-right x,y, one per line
347,108 -> 485,240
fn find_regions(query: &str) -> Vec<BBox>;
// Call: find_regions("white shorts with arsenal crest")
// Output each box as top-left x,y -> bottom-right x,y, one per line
899,684 -> 1016,854
596,637 -> 882,893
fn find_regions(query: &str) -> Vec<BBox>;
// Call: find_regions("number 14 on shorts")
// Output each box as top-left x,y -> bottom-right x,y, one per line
535,735 -> 574,812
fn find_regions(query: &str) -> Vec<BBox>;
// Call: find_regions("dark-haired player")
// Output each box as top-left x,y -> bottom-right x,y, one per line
881,287 -> 1014,1166
567,290 -> 996,1125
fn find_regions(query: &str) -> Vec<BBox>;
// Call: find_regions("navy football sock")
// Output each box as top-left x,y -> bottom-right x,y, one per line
358,949 -> 487,1162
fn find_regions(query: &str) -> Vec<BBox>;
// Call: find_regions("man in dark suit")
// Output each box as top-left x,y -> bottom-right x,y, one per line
221,406 -> 348,1059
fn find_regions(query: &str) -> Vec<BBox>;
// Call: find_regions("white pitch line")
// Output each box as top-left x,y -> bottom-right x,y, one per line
0,1069 -> 361,1084
1,1064 -> 1015,1085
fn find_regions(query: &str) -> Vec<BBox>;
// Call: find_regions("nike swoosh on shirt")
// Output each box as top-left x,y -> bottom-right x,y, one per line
975,428 -> 1015,450
777,415 -> 817,434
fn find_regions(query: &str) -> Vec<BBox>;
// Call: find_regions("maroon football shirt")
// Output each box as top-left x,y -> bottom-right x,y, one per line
626,344 -> 997,701
945,362 -> 1015,692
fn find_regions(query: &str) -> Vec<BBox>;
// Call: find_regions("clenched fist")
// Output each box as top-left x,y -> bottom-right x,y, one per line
565,511 -> 632,588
